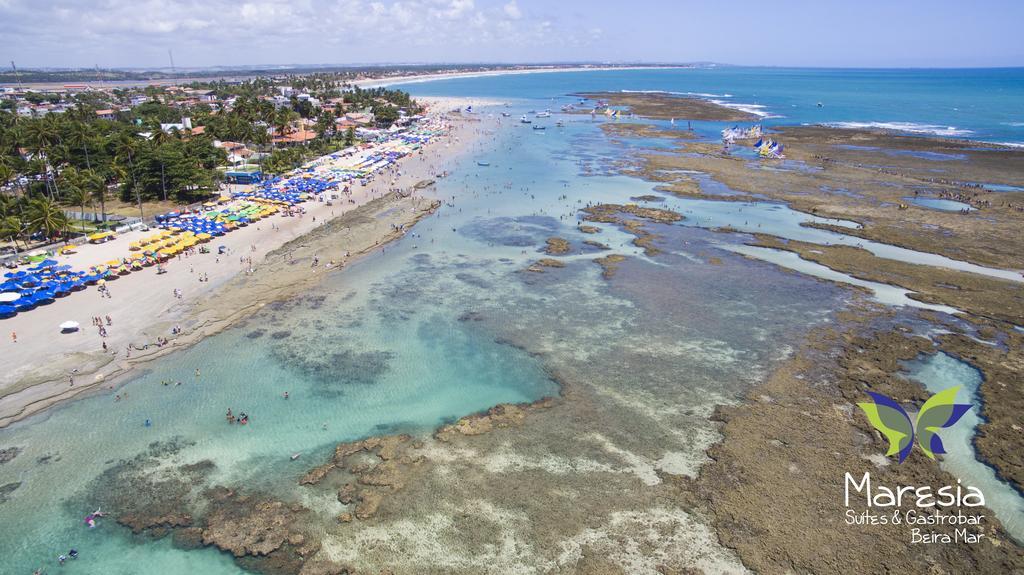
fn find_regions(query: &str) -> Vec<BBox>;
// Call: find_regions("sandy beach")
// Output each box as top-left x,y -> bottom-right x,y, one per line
0,96 -> 498,428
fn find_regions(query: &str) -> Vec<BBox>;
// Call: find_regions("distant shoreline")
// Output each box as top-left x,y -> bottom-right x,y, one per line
2,64 -> 689,90
354,65 -> 683,89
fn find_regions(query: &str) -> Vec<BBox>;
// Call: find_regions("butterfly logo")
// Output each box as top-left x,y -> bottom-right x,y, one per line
856,387 -> 971,463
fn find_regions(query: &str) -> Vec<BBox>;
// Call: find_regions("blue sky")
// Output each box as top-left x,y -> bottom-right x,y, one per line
1,0 -> 1022,69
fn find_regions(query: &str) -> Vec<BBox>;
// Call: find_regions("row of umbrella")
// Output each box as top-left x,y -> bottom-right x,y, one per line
0,259 -> 98,318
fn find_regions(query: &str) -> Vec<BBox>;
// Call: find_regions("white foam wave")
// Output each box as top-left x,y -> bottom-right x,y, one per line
1001,122 -> 1024,127
709,99 -> 781,119
822,121 -> 974,137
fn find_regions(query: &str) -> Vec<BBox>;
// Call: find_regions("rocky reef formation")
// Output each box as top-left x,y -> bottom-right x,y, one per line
524,258 -> 567,273
300,434 -> 426,522
693,313 -> 1024,573
593,254 -> 627,279
575,92 -> 758,122
543,237 -> 571,255
80,439 -> 351,574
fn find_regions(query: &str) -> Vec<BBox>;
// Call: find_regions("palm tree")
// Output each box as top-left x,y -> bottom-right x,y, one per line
24,196 -> 68,241
80,168 -> 107,224
60,166 -> 90,233
66,121 -> 95,171
111,134 -> 144,219
24,116 -> 64,199
149,126 -> 173,201
0,194 -> 23,250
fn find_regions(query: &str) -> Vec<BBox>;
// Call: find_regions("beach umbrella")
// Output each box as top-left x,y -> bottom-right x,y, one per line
0,292 -> 19,302
59,320 -> 80,332
14,297 -> 36,310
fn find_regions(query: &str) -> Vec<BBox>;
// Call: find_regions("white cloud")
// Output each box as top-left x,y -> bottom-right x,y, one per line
503,0 -> 521,20
0,0 -> 608,67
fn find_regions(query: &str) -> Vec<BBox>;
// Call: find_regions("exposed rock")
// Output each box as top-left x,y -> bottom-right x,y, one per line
435,397 -> 555,442
171,527 -> 206,550
354,489 -> 385,520
526,258 -> 567,273
337,483 -> 357,504
300,463 -> 336,486
593,254 -> 627,279
202,497 -> 305,557
544,237 -> 571,255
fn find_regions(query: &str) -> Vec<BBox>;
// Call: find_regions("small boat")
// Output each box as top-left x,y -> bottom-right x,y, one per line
501,112 -> 511,117
291,453 -> 302,460
536,111 -> 551,118
533,125 -> 546,131
556,121 -> 565,128
520,115 -> 532,124
477,161 -> 490,167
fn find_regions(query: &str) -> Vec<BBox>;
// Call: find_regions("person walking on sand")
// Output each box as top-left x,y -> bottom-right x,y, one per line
10,331 -> 15,343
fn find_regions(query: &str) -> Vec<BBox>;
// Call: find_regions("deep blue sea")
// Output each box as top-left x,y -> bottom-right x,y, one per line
387,66 -> 1024,145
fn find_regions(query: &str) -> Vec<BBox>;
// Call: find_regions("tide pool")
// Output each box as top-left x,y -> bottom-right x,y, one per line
902,352 -> 1024,542
904,197 -> 976,212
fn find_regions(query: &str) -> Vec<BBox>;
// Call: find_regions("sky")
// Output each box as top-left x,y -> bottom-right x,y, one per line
1,0 -> 1022,69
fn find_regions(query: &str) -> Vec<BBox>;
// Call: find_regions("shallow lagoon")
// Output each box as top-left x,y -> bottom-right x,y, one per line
902,352 -> 1024,541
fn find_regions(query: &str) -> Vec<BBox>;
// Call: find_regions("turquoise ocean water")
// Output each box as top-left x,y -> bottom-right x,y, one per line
1,67 -> 1022,573
391,66 -> 1024,145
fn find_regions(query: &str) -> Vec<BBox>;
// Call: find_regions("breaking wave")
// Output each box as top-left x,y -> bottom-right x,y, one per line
822,121 -> 974,137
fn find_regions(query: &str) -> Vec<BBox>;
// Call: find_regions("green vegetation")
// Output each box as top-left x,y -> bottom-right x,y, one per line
0,104 -> 225,244
0,76 -> 419,246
